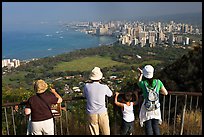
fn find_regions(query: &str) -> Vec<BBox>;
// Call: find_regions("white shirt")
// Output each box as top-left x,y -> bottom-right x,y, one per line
122,102 -> 135,122
83,82 -> 113,114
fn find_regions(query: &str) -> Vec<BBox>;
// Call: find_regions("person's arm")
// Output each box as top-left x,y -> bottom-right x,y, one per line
160,86 -> 168,95
24,100 -> 31,116
50,87 -> 63,103
114,92 -> 124,108
25,108 -> 31,115
137,67 -> 143,83
106,85 -> 113,97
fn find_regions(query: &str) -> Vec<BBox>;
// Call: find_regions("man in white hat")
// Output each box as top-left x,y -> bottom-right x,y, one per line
83,67 -> 113,135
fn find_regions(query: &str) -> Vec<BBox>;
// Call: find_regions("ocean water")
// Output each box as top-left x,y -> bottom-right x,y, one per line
2,26 -> 117,61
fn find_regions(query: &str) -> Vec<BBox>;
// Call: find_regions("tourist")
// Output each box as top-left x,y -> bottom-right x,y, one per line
114,91 -> 138,135
24,79 -> 62,135
137,65 -> 168,135
83,67 -> 113,135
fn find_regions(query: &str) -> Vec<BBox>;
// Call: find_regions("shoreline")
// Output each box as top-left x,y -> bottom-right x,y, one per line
3,40 -> 118,63
3,30 -> 118,62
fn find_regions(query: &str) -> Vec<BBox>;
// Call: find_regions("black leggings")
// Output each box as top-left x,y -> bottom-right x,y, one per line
144,119 -> 160,135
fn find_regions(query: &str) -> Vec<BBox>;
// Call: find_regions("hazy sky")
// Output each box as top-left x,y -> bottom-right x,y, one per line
2,2 -> 202,31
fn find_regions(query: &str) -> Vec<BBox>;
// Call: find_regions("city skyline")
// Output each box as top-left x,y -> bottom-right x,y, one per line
2,2 -> 202,31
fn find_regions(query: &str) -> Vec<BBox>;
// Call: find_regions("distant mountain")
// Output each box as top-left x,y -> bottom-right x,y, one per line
156,45 -> 202,92
139,12 -> 202,26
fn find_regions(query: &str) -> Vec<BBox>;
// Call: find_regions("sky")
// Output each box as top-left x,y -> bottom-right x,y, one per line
2,2 -> 202,31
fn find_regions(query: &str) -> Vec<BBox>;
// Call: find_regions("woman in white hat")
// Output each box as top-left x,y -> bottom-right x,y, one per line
24,79 -> 62,135
83,67 -> 113,135
137,65 -> 168,135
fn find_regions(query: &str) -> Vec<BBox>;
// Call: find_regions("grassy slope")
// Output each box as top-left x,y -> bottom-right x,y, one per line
52,55 -> 126,72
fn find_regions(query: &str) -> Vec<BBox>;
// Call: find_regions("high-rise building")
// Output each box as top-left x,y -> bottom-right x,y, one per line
139,31 -> 147,47
157,22 -> 161,32
2,59 -> 10,68
96,27 -> 108,35
148,31 -> 156,47
184,37 -> 190,45
2,58 -> 20,68
184,24 -> 188,33
175,36 -> 183,44
168,25 -> 173,32
189,25 -> 193,34
168,33 -> 174,46
12,59 -> 20,68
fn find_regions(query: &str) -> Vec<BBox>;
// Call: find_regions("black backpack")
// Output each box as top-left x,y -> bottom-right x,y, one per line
144,80 -> 160,111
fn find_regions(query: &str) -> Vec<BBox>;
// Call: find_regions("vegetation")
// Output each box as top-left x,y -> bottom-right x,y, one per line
156,45 -> 202,92
2,43 -> 190,103
52,55 -> 126,72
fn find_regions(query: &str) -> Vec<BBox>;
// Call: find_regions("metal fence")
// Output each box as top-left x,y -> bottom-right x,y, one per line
1,91 -> 202,135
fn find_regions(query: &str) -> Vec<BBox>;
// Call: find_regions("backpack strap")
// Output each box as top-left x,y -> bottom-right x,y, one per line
144,79 -> 158,93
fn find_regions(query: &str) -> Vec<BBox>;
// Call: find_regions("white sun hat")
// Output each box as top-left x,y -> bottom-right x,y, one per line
142,65 -> 154,79
89,67 -> 103,80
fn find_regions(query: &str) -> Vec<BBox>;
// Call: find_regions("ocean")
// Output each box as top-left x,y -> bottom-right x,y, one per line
2,26 -> 117,61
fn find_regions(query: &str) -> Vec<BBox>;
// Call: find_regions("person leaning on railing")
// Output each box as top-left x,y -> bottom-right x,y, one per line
137,65 -> 168,135
114,91 -> 138,135
24,79 -> 62,135
83,67 -> 113,135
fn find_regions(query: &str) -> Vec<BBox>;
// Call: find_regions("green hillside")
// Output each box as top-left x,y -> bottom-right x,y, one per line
2,44 -> 191,103
53,55 -> 126,72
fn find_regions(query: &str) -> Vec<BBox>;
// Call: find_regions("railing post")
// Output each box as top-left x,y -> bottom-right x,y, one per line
193,96 -> 199,135
54,118 -> 57,135
167,95 -> 171,135
173,95 -> 178,135
162,95 -> 165,121
199,110 -> 202,135
4,107 -> 10,135
59,116 -> 63,135
187,96 -> 193,135
113,104 -> 117,135
11,106 -> 16,135
65,101 -> 70,135
180,94 -> 187,135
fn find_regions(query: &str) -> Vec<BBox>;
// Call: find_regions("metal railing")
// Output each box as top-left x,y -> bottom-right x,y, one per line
1,91 -> 202,135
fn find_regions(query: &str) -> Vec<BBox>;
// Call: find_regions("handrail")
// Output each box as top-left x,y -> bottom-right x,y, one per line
167,91 -> 202,96
2,96 -> 86,107
2,91 -> 202,107
1,91 -> 202,107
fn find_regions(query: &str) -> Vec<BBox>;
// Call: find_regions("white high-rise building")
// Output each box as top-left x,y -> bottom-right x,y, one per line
184,37 -> 190,45
2,58 -> 20,68
7,62 -> 15,69
158,22 -> 161,32
139,32 -> 147,47
12,59 -> 20,68
2,59 -> 10,68
148,31 -> 156,47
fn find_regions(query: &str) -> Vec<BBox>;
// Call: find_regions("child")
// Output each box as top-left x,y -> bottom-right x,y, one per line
114,91 -> 138,135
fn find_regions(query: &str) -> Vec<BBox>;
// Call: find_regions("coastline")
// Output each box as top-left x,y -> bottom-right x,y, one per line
2,29 -> 117,61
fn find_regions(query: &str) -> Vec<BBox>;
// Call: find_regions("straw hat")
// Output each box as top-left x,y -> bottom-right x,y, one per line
34,79 -> 48,93
89,67 -> 103,80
